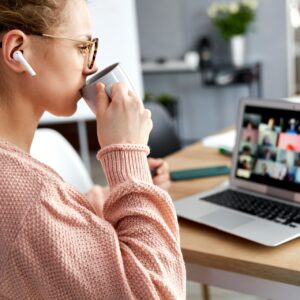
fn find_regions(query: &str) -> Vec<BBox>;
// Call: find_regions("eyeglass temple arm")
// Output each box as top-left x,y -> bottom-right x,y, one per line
0,34 -> 97,49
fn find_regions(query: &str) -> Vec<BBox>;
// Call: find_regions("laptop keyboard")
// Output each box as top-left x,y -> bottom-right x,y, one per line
202,190 -> 300,228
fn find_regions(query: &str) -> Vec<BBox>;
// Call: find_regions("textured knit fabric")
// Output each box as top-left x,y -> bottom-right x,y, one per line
0,139 -> 186,299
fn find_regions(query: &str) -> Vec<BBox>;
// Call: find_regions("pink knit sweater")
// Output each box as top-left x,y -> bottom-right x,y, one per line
0,139 -> 186,299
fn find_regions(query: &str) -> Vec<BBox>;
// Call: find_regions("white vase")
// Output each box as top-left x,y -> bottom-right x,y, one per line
230,35 -> 246,68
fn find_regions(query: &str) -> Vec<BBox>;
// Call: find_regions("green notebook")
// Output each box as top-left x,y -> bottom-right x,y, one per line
170,165 -> 230,181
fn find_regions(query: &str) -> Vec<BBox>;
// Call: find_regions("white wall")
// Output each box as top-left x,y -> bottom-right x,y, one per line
88,0 -> 144,98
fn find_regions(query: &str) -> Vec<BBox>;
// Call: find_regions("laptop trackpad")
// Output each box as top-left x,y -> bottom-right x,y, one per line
200,209 -> 255,230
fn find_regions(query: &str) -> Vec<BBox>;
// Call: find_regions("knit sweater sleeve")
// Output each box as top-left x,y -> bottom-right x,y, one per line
0,144 -> 186,300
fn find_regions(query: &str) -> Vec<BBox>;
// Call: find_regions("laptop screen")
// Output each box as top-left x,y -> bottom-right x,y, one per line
235,104 -> 300,192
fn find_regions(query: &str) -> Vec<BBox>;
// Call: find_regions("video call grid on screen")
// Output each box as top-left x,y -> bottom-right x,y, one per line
236,105 -> 300,192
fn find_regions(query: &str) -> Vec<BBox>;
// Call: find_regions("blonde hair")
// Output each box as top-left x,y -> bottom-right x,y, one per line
0,1 -> 68,35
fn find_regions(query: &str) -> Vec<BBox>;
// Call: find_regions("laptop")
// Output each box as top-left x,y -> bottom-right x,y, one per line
175,98 -> 300,247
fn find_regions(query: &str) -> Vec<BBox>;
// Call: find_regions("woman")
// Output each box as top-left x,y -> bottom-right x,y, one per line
0,1 -> 186,299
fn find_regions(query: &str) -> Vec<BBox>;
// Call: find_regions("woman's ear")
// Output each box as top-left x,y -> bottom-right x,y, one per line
1,29 -> 32,74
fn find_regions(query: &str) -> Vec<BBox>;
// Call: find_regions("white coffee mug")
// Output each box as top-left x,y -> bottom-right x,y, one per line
81,62 -> 134,113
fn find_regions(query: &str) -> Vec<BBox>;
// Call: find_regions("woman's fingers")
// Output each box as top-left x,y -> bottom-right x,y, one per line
95,82 -> 152,148
95,83 -> 110,115
149,159 -> 171,192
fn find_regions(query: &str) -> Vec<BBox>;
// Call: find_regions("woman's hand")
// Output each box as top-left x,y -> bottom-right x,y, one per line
148,158 -> 171,191
86,185 -> 110,218
95,83 -> 153,148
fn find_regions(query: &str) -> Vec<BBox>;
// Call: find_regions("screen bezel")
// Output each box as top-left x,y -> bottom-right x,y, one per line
230,98 -> 300,204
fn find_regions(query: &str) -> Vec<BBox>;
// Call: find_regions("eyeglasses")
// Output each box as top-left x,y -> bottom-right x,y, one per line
40,34 -> 98,69
0,33 -> 99,70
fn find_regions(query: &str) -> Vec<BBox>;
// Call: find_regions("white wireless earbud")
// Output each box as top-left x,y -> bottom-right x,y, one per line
13,50 -> 36,77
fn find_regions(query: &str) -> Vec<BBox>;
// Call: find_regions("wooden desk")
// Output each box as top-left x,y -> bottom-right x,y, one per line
166,142 -> 300,300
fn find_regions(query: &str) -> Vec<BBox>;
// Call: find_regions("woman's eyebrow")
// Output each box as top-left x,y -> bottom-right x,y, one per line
78,34 -> 92,41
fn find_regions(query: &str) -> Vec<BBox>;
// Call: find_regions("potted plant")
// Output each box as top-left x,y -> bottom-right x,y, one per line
207,0 -> 258,67
144,92 -> 157,102
144,92 -> 178,119
157,93 -> 178,119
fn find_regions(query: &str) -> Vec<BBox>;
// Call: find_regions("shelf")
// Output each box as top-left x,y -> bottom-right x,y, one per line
201,63 -> 261,86
142,60 -> 262,97
142,60 -> 199,74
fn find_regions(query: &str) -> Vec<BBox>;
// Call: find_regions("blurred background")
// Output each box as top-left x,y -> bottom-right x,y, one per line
136,0 -> 299,145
